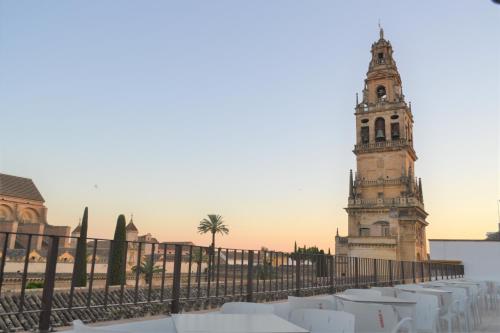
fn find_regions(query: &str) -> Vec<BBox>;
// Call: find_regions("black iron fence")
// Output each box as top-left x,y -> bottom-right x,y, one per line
0,232 -> 464,332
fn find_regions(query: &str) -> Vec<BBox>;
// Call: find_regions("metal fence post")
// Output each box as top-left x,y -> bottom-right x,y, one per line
400,261 -> 405,284
428,261 -> 432,281
171,244 -> 183,314
412,261 -> 416,283
295,254 -> 301,296
373,259 -> 378,286
388,260 -> 393,286
38,236 -> 59,333
328,255 -> 334,293
354,257 -> 359,288
420,261 -> 424,282
246,250 -> 254,302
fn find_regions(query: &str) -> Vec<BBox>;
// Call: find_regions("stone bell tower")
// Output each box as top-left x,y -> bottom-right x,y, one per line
341,27 -> 428,261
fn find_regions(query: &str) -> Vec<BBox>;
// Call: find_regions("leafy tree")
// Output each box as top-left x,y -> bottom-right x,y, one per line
132,260 -> 162,283
292,245 -> 328,277
108,214 -> 127,285
73,207 -> 88,287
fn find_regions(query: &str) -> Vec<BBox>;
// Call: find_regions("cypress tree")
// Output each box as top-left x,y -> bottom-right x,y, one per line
73,207 -> 88,287
108,214 -> 127,285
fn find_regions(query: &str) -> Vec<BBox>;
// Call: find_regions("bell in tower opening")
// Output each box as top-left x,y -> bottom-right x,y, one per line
338,27 -> 428,261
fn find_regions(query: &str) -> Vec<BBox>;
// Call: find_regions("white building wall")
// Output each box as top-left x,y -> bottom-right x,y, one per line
429,240 -> 500,281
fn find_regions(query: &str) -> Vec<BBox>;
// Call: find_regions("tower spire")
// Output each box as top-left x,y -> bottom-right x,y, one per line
378,20 -> 384,40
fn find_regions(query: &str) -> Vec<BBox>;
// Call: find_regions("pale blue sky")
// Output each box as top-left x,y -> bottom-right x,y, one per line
0,1 -> 498,251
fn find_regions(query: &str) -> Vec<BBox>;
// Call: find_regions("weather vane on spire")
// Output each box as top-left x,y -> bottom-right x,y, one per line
378,20 -> 384,39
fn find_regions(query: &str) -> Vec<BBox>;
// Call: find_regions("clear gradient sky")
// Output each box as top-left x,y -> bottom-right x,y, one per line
0,1 -> 498,252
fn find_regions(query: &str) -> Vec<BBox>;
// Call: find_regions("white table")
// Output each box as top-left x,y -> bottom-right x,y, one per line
335,293 -> 417,331
172,314 -> 309,333
334,293 -> 416,305
399,286 -> 453,314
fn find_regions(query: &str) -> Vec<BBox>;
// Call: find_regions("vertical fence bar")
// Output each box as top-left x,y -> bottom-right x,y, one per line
387,260 -> 394,286
232,249 -> 237,296
103,240 -> 114,307
18,234 -> 32,313
196,247 -> 202,299
133,242 -> 142,304
301,253 -> 305,290
0,233 -> 10,297
329,255 -> 334,293
295,254 -> 301,296
207,247 -> 211,298
68,237 -> 77,310
262,251 -> 267,293
256,251 -> 260,293
171,244 -> 183,313
400,261 -> 405,284
281,252 -> 285,291
286,253 -> 290,291
38,236 -> 59,333
119,241 -> 128,305
412,261 -> 416,283
373,259 -> 378,286
224,248 -> 228,296
186,245 -> 193,299
160,244 -> 168,301
147,242 -> 156,302
87,239 -> 98,307
420,261 -> 424,282
274,252 -> 279,292
246,250 -> 254,302
240,250 -> 244,295
215,248 -> 221,297
354,257 -> 359,288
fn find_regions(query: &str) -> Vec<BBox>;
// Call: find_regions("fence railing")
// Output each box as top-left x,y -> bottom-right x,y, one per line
0,232 -> 464,332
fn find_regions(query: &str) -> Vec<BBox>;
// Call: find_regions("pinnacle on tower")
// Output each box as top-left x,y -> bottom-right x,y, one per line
418,178 -> 424,203
348,169 -> 354,199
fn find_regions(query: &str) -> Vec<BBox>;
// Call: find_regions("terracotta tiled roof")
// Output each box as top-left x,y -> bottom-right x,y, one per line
0,173 -> 44,202
126,221 -> 138,232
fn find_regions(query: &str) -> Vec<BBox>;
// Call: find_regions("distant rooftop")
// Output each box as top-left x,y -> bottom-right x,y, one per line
0,173 -> 45,202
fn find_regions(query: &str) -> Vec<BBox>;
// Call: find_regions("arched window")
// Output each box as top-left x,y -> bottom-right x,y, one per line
376,85 -> 387,100
391,122 -> 400,140
375,117 -> 386,142
361,126 -> 369,144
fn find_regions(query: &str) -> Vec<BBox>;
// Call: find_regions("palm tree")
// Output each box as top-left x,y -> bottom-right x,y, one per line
198,214 -> 229,279
131,260 -> 162,284
197,214 -> 229,254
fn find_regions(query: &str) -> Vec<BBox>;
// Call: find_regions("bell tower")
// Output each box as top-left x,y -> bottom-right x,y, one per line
342,28 -> 428,261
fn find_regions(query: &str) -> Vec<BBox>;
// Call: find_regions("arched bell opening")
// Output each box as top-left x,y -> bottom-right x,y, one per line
375,117 -> 386,142
376,85 -> 387,101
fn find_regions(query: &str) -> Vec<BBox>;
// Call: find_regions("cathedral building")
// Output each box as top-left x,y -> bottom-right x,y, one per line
336,28 -> 428,261
0,173 -> 72,250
